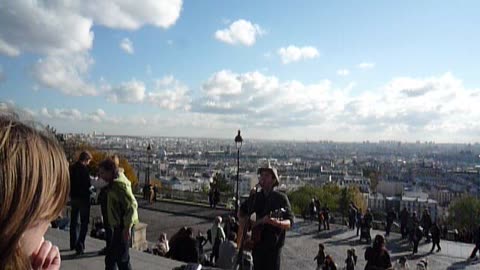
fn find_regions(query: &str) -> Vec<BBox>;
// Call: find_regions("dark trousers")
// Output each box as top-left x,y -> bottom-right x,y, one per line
210,239 -> 220,264
430,239 -> 441,252
413,240 -> 420,254
253,247 -> 282,270
105,226 -> 114,249
323,218 -> 330,230
400,223 -> 407,239
356,222 -> 360,236
105,228 -> 132,270
470,244 -> 480,259
70,199 -> 90,252
386,222 -> 393,236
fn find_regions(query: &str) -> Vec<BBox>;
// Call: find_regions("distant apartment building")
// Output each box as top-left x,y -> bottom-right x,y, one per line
429,188 -> 465,207
368,193 -> 386,212
400,195 -> 438,221
337,175 -> 370,193
377,181 -> 404,196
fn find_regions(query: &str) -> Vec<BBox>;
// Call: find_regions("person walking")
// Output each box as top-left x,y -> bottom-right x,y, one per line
400,207 -> 409,239
69,151 -> 92,255
386,208 -> 397,237
314,243 -> 326,270
430,222 -> 441,253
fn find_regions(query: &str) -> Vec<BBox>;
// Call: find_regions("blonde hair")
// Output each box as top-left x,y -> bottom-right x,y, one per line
0,115 -> 70,269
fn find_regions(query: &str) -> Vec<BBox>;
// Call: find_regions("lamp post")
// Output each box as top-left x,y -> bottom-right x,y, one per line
146,143 -> 152,186
234,130 -> 243,215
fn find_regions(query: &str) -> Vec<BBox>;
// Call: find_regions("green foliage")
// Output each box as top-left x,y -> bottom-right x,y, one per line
212,173 -> 233,194
288,184 -> 365,216
448,196 -> 480,230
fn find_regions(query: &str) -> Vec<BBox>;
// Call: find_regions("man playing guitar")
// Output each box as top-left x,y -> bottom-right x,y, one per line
238,164 -> 294,270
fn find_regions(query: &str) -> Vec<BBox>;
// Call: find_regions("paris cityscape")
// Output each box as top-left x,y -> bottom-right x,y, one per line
2,0 -> 480,269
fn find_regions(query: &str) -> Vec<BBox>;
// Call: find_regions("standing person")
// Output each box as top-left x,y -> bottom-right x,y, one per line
430,222 -> 441,253
239,164 -> 294,270
323,206 -> 331,230
0,115 -> 70,270
400,207 -> 409,239
468,224 -> 480,260
314,243 -> 326,270
364,234 -> 392,270
364,209 -> 374,243
420,209 -> 432,243
98,158 -> 139,270
309,198 -> 317,222
412,222 -> 423,255
98,154 -> 122,256
386,208 -> 397,237
322,255 -> 338,270
213,187 -> 221,209
69,150 -> 92,255
356,208 -> 363,236
210,216 -> 225,265
349,203 -> 358,230
345,248 -> 357,270
208,187 -> 214,208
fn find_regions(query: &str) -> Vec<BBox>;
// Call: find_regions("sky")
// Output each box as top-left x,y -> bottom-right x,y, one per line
0,0 -> 480,143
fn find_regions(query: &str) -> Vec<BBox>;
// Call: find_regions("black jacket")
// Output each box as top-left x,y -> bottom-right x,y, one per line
69,161 -> 91,201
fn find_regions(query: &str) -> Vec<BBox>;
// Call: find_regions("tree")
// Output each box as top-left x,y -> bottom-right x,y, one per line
212,173 -> 233,194
448,196 -> 480,230
72,145 -> 139,188
288,184 -> 366,217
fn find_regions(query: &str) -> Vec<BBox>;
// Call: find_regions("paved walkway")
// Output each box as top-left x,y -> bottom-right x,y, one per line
58,200 -> 480,270
46,229 -> 184,270
285,220 -> 480,270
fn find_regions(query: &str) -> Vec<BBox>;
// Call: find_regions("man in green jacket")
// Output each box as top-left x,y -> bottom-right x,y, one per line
98,158 -> 139,270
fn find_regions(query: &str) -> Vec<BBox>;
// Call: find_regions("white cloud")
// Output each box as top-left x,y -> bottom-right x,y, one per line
38,107 -> 119,125
32,53 -> 97,96
215,19 -> 264,46
79,0 -> 183,30
0,0 -> 183,96
107,79 -> 146,103
337,69 -> 350,76
357,62 -> 375,70
0,1 -> 182,56
0,1 -> 94,56
195,70 -> 344,127
120,38 -> 134,54
147,76 -> 191,111
277,46 -> 319,64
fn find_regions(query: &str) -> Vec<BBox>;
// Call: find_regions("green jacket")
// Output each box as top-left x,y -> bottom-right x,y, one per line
107,173 -> 139,229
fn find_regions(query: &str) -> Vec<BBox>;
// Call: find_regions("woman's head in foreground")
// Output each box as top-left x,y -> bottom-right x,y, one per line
0,115 -> 70,269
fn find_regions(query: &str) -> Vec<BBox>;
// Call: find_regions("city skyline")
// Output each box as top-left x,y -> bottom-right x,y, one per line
1,1 -> 480,143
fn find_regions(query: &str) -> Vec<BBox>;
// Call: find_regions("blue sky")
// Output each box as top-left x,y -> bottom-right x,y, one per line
1,0 -> 479,142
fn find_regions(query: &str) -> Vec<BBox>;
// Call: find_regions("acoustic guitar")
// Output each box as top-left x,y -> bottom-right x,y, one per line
237,208 -> 286,251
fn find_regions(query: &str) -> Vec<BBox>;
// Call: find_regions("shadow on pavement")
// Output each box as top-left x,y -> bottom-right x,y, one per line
447,259 -> 480,270
61,251 -> 102,261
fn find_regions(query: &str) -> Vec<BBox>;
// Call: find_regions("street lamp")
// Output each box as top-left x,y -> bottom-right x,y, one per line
146,143 -> 152,186
235,130 -> 243,215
